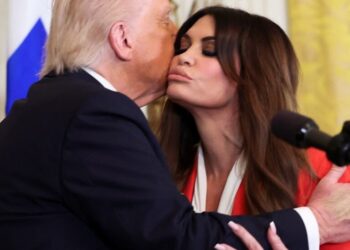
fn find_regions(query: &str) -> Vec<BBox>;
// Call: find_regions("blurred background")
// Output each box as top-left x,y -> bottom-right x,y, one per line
0,0 -> 349,134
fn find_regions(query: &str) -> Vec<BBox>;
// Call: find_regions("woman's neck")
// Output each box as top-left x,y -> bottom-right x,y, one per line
192,107 -> 242,178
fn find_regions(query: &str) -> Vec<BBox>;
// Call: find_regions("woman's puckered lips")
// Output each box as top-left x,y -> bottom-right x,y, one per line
168,68 -> 193,82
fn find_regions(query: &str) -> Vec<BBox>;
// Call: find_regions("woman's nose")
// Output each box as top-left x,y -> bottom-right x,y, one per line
177,50 -> 195,66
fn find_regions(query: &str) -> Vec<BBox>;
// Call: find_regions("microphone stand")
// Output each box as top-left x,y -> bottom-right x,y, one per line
327,121 -> 350,166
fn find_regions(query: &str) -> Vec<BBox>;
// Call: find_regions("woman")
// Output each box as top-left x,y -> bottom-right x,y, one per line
158,6 -> 350,249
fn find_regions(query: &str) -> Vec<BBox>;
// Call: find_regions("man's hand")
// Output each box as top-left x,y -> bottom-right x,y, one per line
307,165 -> 350,244
214,221 -> 288,250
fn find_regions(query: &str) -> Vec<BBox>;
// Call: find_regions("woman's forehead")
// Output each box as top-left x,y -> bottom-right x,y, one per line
184,15 -> 215,38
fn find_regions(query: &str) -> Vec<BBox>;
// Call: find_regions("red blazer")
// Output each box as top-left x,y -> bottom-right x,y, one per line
182,148 -> 350,249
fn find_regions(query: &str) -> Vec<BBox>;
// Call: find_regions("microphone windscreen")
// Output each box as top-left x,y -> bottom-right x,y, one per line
271,110 -> 318,147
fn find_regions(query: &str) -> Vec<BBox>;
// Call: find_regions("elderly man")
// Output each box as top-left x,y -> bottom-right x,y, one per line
0,0 -> 349,249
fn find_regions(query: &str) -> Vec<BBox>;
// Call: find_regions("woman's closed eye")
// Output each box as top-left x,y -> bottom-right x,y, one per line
175,35 -> 191,55
202,37 -> 217,57
175,35 -> 217,57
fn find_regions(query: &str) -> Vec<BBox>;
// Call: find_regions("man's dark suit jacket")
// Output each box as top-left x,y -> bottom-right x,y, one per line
0,70 -> 308,249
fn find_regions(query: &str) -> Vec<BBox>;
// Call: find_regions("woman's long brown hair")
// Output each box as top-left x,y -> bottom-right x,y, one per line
158,7 -> 314,215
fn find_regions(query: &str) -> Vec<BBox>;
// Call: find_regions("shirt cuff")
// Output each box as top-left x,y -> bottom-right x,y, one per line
294,207 -> 320,250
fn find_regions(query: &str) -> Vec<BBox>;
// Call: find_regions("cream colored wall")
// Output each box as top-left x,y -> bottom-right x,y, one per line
0,0 -> 8,119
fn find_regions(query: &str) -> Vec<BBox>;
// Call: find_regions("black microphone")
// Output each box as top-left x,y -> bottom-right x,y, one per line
271,110 -> 350,166
271,110 -> 331,150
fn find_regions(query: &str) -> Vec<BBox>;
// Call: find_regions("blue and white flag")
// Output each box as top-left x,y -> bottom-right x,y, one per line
6,0 -> 52,114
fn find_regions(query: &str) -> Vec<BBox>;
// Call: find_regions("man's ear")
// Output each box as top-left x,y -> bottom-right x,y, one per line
108,22 -> 133,61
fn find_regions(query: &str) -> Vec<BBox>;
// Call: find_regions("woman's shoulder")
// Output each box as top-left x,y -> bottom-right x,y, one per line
306,147 -> 331,177
306,147 -> 350,182
297,148 -> 350,205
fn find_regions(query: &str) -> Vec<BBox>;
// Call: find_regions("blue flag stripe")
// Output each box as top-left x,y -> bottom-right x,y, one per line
6,19 -> 47,114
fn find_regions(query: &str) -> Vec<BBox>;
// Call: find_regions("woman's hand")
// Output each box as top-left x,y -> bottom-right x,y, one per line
214,221 -> 288,250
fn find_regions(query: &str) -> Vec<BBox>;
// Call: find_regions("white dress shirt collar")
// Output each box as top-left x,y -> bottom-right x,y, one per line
83,67 -> 117,92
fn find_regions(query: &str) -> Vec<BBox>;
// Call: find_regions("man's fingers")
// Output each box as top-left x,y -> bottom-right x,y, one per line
321,165 -> 346,185
227,221 -> 263,250
267,222 -> 288,250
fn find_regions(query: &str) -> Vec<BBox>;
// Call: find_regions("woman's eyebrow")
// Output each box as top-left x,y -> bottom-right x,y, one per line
202,36 -> 216,42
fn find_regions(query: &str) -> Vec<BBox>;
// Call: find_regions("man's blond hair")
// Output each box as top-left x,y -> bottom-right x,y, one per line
40,0 -> 139,77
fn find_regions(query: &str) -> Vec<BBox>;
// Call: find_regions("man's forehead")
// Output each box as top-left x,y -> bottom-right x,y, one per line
147,0 -> 172,10
128,0 -> 166,15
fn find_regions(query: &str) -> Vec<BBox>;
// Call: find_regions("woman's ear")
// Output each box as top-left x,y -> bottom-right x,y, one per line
108,21 -> 133,61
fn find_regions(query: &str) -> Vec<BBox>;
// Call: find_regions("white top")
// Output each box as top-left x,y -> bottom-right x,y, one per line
193,145 -> 246,214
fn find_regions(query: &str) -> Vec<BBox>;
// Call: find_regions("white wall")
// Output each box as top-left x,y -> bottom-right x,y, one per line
173,0 -> 288,32
0,0 -> 8,120
228,0 -> 288,32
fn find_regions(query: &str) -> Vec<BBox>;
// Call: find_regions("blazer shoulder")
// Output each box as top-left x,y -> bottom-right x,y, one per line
75,90 -> 149,130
